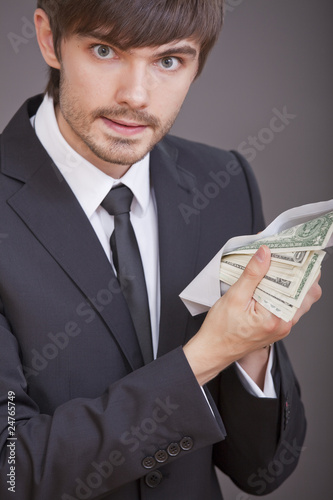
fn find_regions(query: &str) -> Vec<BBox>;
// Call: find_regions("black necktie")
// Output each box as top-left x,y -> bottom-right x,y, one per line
101,184 -> 153,364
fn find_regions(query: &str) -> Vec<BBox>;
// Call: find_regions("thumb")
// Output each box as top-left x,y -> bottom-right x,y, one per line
232,245 -> 271,305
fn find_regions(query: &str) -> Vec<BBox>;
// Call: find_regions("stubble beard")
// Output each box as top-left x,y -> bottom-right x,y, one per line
58,76 -> 179,167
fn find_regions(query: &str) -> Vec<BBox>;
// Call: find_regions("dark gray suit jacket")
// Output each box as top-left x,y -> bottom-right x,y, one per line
0,95 -> 306,499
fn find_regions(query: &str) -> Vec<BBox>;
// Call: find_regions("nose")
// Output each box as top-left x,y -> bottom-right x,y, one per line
114,63 -> 151,110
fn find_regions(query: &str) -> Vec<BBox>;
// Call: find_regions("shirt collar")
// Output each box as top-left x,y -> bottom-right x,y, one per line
33,94 -> 151,219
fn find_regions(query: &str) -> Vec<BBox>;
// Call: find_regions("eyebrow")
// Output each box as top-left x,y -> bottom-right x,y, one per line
152,45 -> 198,60
77,33 -> 198,60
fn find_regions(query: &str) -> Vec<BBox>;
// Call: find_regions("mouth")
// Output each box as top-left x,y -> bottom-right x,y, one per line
100,116 -> 148,136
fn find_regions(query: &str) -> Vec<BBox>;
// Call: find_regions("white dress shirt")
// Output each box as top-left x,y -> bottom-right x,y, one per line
32,94 -> 276,398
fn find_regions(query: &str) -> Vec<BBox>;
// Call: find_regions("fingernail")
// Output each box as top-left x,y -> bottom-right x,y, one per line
255,246 -> 266,262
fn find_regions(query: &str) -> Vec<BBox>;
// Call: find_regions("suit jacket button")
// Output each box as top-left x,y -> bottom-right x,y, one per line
180,437 -> 194,451
154,449 -> 168,463
145,470 -> 163,488
167,442 -> 180,457
142,456 -> 156,469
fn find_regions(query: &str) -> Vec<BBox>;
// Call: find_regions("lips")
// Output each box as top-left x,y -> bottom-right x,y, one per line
111,117 -> 145,127
101,116 -> 148,136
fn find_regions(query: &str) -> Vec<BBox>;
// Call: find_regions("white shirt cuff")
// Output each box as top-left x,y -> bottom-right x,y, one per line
200,386 -> 215,415
235,345 -> 277,398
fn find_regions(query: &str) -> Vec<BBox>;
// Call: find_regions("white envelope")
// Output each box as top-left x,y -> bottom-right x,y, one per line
180,199 -> 333,316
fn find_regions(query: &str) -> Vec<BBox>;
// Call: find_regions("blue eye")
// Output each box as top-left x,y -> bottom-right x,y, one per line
159,57 -> 181,70
93,45 -> 115,59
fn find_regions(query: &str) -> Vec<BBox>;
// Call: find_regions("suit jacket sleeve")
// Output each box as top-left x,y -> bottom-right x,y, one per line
0,315 -> 226,498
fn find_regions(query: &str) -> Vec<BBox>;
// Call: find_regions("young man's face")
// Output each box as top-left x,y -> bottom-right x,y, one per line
53,33 -> 200,176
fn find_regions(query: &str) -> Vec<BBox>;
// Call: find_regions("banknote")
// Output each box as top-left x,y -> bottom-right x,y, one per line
254,251 -> 325,321
228,211 -> 333,254
219,211 -> 333,321
220,256 -> 304,297
270,250 -> 309,266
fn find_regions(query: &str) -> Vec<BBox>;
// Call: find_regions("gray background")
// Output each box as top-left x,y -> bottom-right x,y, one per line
1,0 -> 332,498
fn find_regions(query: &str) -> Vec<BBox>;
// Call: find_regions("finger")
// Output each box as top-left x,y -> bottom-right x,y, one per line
232,245 -> 271,306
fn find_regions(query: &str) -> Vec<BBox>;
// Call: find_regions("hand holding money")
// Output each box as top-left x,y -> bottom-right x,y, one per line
220,211 -> 333,322
184,244 -> 294,386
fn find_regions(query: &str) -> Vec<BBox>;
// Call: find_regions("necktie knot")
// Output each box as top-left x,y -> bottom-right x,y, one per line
101,185 -> 134,216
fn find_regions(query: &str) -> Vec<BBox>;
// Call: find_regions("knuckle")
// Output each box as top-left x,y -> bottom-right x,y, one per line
243,265 -> 259,281
263,314 -> 279,333
274,323 -> 291,341
314,284 -> 322,302
281,322 -> 292,337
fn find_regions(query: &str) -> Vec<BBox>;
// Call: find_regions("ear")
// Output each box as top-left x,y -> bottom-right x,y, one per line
34,8 -> 61,70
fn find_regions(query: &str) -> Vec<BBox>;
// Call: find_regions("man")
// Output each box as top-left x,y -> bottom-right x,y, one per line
0,1 -> 321,499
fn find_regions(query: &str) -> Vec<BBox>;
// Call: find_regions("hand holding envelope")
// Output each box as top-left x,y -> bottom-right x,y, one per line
180,200 -> 333,320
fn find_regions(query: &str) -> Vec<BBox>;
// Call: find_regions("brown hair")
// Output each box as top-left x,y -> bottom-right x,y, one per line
37,0 -> 224,104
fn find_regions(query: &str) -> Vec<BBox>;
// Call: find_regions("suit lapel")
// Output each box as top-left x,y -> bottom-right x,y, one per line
150,139 -> 200,356
2,99 -> 144,371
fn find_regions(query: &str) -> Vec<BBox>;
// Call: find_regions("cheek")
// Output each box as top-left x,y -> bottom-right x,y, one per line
153,81 -> 191,120
62,59 -> 105,97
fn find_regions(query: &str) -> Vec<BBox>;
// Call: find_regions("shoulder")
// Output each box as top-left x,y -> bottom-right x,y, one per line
157,134 -> 265,234
160,134 -> 259,192
0,94 -> 44,156
162,134 -> 236,167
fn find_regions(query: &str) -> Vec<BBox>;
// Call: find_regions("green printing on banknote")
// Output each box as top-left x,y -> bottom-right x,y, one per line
230,211 -> 333,253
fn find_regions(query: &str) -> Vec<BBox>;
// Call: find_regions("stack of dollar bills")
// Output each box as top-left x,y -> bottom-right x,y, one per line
220,211 -> 333,322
